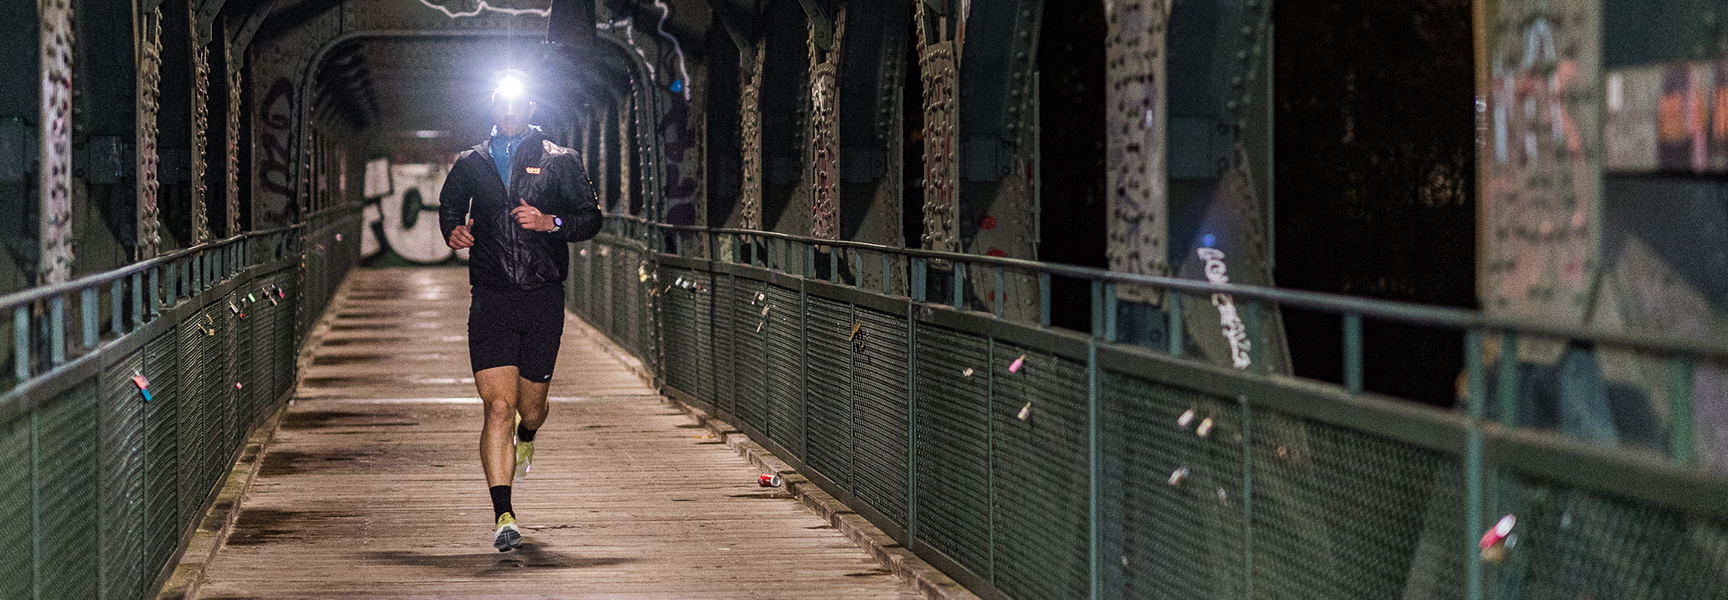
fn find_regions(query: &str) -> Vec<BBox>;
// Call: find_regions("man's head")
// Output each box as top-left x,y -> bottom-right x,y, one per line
490,69 -> 536,137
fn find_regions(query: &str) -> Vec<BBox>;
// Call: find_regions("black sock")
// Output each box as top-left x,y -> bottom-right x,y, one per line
516,423 -> 537,443
490,485 -> 513,521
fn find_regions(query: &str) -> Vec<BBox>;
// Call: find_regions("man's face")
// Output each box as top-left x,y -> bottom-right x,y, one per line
491,95 -> 536,137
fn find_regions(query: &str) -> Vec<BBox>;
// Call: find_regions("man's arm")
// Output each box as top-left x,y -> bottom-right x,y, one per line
439,160 -> 470,243
553,153 -> 603,243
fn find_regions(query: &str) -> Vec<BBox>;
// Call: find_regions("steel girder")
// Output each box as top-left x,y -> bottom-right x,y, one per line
40,0 -> 75,284
1105,0 -> 1171,306
835,0 -> 909,295
138,6 -> 164,260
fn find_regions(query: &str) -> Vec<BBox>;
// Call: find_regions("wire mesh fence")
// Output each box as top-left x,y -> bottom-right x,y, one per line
571,223 -> 1728,600
0,207 -> 359,599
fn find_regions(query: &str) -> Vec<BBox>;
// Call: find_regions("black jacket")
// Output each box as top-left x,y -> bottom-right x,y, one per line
438,131 -> 602,290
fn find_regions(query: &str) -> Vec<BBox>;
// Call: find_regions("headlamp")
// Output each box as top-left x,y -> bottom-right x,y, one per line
494,75 -> 526,101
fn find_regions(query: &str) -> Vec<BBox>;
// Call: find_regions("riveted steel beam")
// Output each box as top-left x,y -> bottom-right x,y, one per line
795,0 -> 832,53
835,0 -> 908,260
807,5 -> 844,241
196,0 -> 227,46
40,0 -> 75,284
711,1 -> 757,74
228,0 -> 275,69
1105,0 -> 1171,306
137,5 -> 163,259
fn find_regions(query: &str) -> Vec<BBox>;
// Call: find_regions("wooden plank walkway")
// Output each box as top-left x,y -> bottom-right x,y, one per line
194,267 -> 921,599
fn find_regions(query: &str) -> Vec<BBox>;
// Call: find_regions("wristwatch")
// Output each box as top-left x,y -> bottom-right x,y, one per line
550,215 -> 563,232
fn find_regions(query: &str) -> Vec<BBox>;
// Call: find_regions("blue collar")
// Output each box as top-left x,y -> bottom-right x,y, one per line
488,125 -> 541,187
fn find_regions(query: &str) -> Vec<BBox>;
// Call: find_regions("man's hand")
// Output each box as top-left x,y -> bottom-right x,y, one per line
447,217 -> 475,249
512,198 -> 556,232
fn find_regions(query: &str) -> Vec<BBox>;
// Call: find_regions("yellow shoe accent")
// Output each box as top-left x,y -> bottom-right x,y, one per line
514,439 -> 534,481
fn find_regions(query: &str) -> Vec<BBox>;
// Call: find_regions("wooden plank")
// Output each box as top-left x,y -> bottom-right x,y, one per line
195,268 -> 921,599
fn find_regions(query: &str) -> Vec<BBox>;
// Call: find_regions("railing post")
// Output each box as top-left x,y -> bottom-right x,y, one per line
166,262 -> 176,306
1167,292 -> 1184,356
805,243 -> 816,279
1245,300 -> 1264,374
1464,329 -> 1486,600
1039,272 -> 1051,327
1240,394 -> 1254,600
829,247 -> 839,284
1670,353 -> 1696,467
882,253 -> 893,295
132,272 -> 144,327
952,263 -> 965,309
906,298 -> 919,552
912,258 -> 927,302
81,287 -> 98,350
50,295 -> 65,366
1103,282 -> 1118,342
111,279 -> 122,336
149,266 -> 161,316
1344,311 -> 1363,394
15,306 -> 29,381
1090,280 -> 1104,339
1087,339 -> 1101,599
993,267 -> 1005,318
1497,333 -> 1519,425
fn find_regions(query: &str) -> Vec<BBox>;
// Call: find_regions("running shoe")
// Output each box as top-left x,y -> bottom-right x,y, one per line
513,413 -> 533,482
514,439 -> 534,481
493,512 -> 522,552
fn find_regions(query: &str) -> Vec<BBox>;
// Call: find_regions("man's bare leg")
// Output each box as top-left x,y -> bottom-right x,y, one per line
516,378 -> 550,432
477,366 -> 522,487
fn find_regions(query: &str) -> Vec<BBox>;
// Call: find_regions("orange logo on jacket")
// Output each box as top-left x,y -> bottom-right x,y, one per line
524,167 -> 542,175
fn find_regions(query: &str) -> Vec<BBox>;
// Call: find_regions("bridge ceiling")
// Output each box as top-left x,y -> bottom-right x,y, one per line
252,0 -> 643,141
333,36 -> 551,136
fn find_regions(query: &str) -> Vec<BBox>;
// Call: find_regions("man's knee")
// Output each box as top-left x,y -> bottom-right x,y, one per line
483,398 -> 517,423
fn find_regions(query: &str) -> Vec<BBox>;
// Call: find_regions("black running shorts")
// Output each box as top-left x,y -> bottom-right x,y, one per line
468,284 -> 566,382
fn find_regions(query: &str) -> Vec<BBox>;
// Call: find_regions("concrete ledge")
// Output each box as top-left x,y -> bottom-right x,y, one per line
667,397 -> 981,600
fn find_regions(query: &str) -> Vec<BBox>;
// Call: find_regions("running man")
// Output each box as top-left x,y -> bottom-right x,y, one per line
439,69 -> 602,552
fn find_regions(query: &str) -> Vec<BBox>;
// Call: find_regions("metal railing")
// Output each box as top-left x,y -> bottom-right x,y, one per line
576,214 -> 1728,600
0,205 -> 363,600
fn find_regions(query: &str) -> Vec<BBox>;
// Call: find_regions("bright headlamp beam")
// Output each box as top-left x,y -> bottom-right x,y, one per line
495,76 -> 526,101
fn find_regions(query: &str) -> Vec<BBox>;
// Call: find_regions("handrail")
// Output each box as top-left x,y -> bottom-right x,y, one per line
0,233 -> 247,311
2,206 -> 364,387
0,203 -> 367,312
624,216 -> 1728,362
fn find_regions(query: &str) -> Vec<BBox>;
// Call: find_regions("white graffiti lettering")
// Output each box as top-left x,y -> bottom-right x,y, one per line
414,0 -> 551,18
1197,247 -> 1252,369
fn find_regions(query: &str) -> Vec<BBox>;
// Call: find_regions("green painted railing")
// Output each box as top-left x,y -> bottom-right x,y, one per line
0,205 -> 362,600
573,215 -> 1728,600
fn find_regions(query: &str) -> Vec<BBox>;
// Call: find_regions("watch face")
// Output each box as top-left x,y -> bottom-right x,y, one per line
554,216 -> 563,227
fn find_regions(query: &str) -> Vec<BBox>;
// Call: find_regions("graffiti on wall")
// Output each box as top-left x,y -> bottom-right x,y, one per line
661,95 -> 702,225
257,77 -> 296,225
359,162 -> 466,264
1483,5 -> 1601,328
